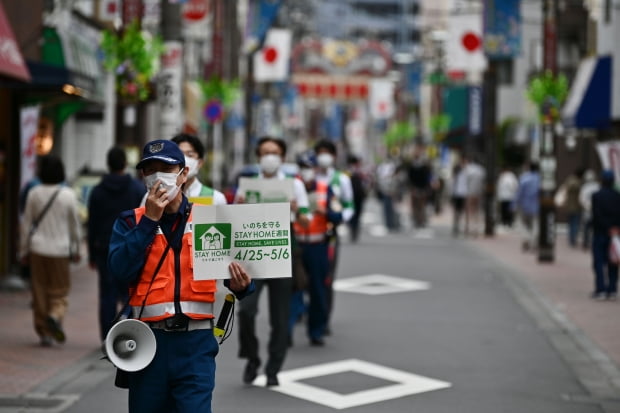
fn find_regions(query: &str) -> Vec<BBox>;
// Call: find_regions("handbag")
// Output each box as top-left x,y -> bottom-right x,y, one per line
609,235 -> 620,264
22,188 -> 61,277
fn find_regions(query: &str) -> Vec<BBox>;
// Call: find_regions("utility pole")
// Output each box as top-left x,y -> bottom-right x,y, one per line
482,61 -> 497,236
538,0 -> 558,262
244,52 -> 256,164
158,0 -> 184,140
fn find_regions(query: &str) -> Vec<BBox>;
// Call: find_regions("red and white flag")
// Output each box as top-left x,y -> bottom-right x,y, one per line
368,79 -> 395,120
254,29 -> 292,82
445,13 -> 487,73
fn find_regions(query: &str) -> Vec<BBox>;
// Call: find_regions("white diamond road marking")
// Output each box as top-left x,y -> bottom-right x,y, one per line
368,224 -> 388,237
254,359 -> 451,409
411,228 -> 435,239
334,274 -> 430,295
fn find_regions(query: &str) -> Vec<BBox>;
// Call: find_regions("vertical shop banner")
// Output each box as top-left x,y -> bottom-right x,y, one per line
368,79 -> 395,120
483,0 -> 521,59
20,106 -> 40,192
192,203 -> 292,279
596,141 -> 620,186
158,41 -> 184,140
468,86 -> 482,136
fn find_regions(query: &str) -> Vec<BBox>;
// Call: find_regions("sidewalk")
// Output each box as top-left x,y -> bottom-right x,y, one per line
0,260 -> 101,397
471,225 -> 620,370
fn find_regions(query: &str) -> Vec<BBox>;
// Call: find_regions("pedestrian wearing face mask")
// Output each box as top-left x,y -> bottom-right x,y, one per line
108,139 -> 255,413
313,139 -> 354,334
88,147 -> 146,341
289,150 -> 342,347
171,133 -> 227,205
235,136 -> 310,387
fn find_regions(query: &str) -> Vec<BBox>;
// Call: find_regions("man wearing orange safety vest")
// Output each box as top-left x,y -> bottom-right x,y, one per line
108,139 -> 254,413
314,139 -> 354,333
289,150 -> 343,347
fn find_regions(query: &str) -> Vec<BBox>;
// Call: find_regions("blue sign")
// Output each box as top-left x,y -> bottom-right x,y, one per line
204,100 -> 223,123
247,0 -> 283,50
483,0 -> 521,59
468,86 -> 483,136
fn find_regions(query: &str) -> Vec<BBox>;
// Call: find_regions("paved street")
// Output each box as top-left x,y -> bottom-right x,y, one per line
1,198 -> 619,412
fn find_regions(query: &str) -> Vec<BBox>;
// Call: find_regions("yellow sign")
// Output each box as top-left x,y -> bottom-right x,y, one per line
189,196 -> 214,205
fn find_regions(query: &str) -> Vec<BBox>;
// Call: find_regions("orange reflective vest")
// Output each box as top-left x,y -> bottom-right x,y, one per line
129,207 -> 216,322
293,180 -> 330,243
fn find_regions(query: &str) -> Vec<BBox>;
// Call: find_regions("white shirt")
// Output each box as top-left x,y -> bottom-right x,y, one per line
20,184 -> 82,258
453,169 -> 468,197
464,163 -> 486,197
496,171 -> 518,201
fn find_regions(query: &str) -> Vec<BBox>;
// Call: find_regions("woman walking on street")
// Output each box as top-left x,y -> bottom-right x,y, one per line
19,155 -> 82,346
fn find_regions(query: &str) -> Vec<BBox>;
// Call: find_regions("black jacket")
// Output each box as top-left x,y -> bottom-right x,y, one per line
591,186 -> 620,234
87,173 -> 146,262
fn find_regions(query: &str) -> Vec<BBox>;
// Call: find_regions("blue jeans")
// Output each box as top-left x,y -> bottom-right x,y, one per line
128,328 -> 218,413
291,242 -> 330,340
567,212 -> 582,247
592,232 -> 619,295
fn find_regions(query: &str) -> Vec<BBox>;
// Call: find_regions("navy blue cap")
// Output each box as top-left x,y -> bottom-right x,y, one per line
136,140 -> 185,169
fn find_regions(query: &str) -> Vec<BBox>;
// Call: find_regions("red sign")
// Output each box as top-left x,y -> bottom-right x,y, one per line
0,3 -> 30,82
183,0 -> 210,22
295,79 -> 369,100
461,32 -> 481,52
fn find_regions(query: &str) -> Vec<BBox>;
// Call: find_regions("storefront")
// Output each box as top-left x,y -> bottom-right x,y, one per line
0,1 -> 31,280
0,7 -> 105,281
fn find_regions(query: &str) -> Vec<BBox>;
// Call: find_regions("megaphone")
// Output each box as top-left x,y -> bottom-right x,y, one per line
103,319 -> 156,372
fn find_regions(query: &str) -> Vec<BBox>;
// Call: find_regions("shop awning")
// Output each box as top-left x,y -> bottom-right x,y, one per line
0,2 -> 30,82
562,55 -> 612,129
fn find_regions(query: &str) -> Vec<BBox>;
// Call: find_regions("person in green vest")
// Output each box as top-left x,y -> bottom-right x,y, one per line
171,134 -> 227,205
314,139 -> 355,334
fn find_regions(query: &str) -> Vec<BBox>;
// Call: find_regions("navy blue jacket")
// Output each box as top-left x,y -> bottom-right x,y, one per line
87,173 -> 146,263
591,186 -> 620,235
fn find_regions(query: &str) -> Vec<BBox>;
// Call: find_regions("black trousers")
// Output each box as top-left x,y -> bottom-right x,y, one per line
237,277 -> 292,376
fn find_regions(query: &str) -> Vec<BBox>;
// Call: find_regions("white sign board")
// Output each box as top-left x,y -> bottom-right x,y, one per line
237,177 -> 294,203
192,203 -> 292,279
158,41 -> 183,139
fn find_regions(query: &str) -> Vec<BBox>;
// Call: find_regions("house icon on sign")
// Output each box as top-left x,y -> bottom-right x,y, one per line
199,226 -> 226,250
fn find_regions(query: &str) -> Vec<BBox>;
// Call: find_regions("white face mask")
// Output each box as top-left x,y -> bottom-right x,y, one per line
300,168 -> 315,183
185,156 -> 199,178
260,154 -> 282,175
144,169 -> 183,201
317,153 -> 334,168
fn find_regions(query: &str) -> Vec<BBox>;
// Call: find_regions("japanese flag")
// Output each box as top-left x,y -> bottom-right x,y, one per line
369,79 -> 395,120
445,14 -> 487,73
254,29 -> 292,82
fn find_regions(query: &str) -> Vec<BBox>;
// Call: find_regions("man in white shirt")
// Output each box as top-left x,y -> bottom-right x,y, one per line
235,136 -> 309,387
171,134 -> 227,205
496,167 -> 518,228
